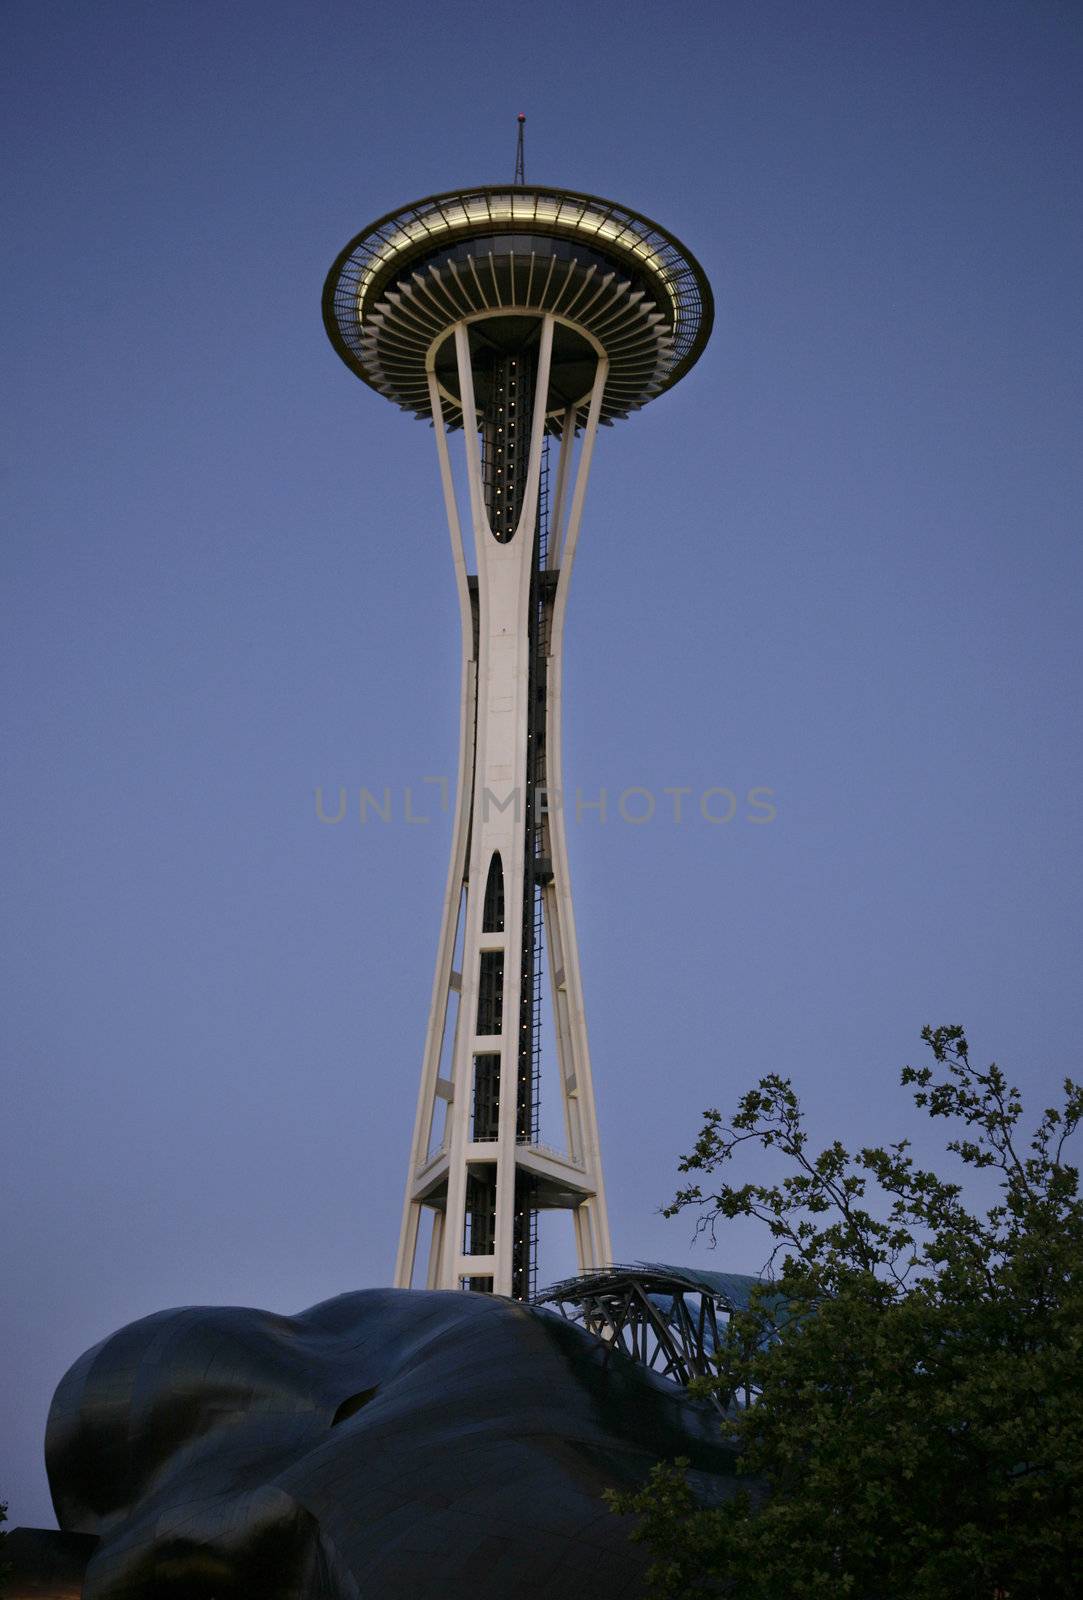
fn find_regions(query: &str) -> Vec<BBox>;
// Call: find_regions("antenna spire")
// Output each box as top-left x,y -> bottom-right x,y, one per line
514,113 -> 526,185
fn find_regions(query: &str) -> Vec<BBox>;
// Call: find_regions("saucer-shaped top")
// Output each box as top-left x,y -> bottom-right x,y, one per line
322,185 -> 713,426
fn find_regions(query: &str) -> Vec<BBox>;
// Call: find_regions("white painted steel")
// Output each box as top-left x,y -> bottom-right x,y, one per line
392,368 -> 476,1289
541,358 -> 613,1271
394,312 -> 611,1294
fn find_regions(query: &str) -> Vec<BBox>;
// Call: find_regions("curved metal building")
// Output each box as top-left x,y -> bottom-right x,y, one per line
323,181 -> 713,1299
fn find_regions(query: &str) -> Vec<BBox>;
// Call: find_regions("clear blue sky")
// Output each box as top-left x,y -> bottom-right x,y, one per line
2,0 -> 1080,1528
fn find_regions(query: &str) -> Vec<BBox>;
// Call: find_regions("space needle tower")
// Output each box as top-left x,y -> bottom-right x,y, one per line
323,123 -> 712,1299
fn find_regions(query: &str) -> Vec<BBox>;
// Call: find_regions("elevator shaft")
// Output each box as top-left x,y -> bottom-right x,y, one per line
462,345 -> 546,1298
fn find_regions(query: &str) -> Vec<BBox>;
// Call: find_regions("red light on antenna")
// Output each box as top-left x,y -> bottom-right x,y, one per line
518,113 -> 526,122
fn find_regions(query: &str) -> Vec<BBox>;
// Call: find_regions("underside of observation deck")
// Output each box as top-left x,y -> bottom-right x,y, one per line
323,185 -> 713,426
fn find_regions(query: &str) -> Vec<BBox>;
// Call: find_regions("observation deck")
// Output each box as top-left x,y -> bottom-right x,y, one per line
322,185 -> 713,427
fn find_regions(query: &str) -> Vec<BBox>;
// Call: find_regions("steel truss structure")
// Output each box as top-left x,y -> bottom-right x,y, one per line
536,1262 -> 777,1407
323,186 -> 712,1299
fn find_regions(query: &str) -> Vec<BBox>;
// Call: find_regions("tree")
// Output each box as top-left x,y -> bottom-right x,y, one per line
611,1027 -> 1083,1599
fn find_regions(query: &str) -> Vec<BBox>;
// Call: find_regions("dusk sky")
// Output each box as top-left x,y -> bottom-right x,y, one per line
3,0 -> 1081,1528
